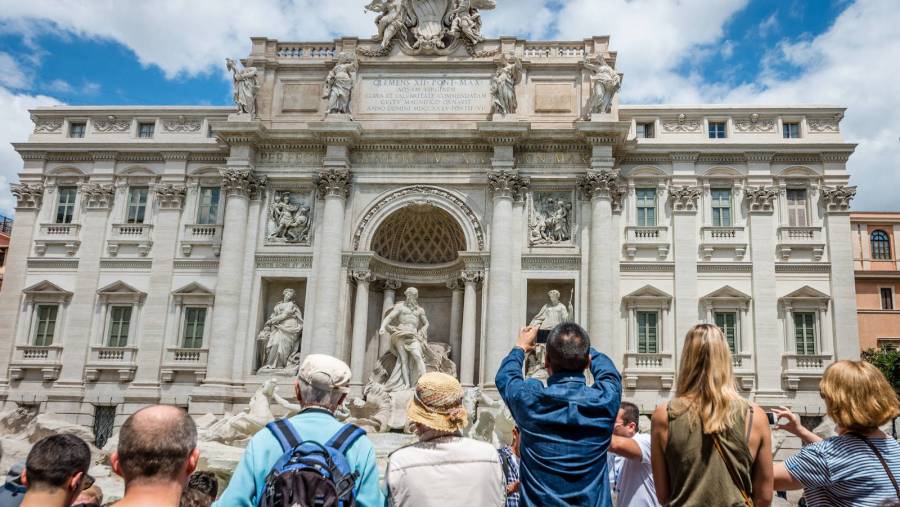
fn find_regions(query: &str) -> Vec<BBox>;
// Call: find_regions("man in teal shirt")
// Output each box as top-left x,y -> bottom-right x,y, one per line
215,355 -> 384,507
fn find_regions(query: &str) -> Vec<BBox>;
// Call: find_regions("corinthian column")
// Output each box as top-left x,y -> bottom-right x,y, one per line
484,170 -> 529,384
206,168 -> 266,386
349,270 -> 374,387
460,270 -> 483,387
578,170 -> 624,358
310,169 -> 351,355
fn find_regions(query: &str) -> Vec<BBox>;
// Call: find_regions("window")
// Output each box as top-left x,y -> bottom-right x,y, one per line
55,186 -> 78,224
69,122 -> 86,138
93,405 -> 116,448
182,307 -> 206,349
636,122 -> 655,139
207,125 -> 215,138
138,122 -> 155,139
33,305 -> 59,346
711,188 -> 733,227
0,247 -> 6,267
714,312 -> 738,353
636,311 -> 659,354
882,288 -> 895,311
635,189 -> 657,227
794,312 -> 817,355
871,230 -> 892,260
879,339 -> 900,352
709,121 -> 727,139
197,187 -> 221,225
783,122 -> 801,139
126,187 -> 149,224
786,189 -> 809,227
106,306 -> 132,347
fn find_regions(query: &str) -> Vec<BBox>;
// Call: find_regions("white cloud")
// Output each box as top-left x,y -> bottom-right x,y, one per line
0,51 -> 30,89
45,78 -> 73,94
0,86 -> 61,215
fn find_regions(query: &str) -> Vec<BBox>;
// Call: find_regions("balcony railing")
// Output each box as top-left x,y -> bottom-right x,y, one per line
1,215 -> 14,235
181,224 -> 223,257
108,223 -> 154,256
85,346 -> 138,382
777,226 -> 825,261
276,44 -> 336,59
624,352 -> 674,370
523,43 -> 586,58
160,347 -> 209,384
34,223 -> 82,256
623,226 -> 670,259
700,226 -> 748,261
9,345 -> 63,381
782,353 -> 833,390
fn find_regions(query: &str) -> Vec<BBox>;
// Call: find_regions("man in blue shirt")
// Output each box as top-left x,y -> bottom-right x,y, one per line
215,354 -> 384,507
496,322 -> 622,507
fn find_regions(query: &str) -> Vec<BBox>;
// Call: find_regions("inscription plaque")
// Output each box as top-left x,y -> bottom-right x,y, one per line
360,77 -> 491,114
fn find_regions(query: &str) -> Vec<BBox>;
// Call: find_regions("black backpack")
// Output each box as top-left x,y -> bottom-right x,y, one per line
259,419 -> 366,507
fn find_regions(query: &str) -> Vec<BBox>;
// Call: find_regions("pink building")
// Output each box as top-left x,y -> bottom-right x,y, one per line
852,212 -> 900,350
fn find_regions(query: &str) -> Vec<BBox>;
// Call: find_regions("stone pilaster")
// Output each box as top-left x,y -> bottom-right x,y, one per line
349,270 -> 374,386
669,184 -> 702,353
460,270 -> 483,387
446,278 -> 464,370
822,178 -> 859,360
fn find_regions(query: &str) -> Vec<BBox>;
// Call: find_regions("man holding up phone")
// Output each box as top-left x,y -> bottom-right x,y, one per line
496,323 -> 622,507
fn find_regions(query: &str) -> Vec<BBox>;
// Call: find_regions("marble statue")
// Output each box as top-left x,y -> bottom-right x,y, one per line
449,0 -> 484,44
583,54 -> 622,116
379,287 -> 431,389
202,379 -> 299,445
365,0 -> 406,49
323,52 -> 358,115
268,192 -> 311,244
525,290 -> 574,380
225,58 -> 260,117
491,53 -> 523,116
529,196 -> 573,245
257,289 -> 304,373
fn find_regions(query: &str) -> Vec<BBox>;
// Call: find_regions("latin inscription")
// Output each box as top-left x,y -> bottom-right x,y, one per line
360,78 -> 491,114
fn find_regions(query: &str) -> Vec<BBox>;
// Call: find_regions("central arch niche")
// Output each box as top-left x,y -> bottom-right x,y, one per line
371,205 -> 465,265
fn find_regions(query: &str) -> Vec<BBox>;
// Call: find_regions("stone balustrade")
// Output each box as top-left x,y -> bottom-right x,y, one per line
700,226 -> 748,261
782,353 -> 833,390
108,223 -> 154,257
9,345 -> 63,381
84,346 -> 138,383
276,43 -> 337,59
35,223 -> 82,256
623,226 -> 670,259
181,224 -> 223,257
776,226 -> 825,261
160,347 -> 209,384
523,42 -> 586,58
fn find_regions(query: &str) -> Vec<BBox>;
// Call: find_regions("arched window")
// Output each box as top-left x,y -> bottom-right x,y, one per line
871,230 -> 892,260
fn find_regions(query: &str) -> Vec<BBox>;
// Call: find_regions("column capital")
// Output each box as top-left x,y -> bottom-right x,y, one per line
350,270 -> 375,284
152,183 -> 188,210
488,170 -> 529,201
10,183 -> 44,210
220,168 -> 267,198
744,186 -> 778,214
446,278 -> 463,291
378,279 -> 402,292
460,270 -> 484,284
81,183 -> 116,210
821,185 -> 857,213
316,169 -> 351,200
668,185 -> 703,213
577,169 -> 624,211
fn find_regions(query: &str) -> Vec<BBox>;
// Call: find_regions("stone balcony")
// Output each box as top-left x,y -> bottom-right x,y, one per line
84,346 -> 138,383
622,352 -> 675,390
623,226 -> 670,260
777,226 -> 825,261
732,353 -> 755,391
782,353 -> 833,390
34,223 -> 81,256
699,226 -> 748,261
160,347 -> 208,384
107,223 -> 153,257
181,224 -> 223,257
8,345 -> 63,381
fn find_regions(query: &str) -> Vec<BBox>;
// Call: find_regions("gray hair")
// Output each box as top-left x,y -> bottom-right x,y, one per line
297,377 -> 345,409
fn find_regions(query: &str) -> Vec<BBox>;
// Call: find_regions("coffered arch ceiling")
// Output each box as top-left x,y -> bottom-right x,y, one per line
371,205 -> 466,265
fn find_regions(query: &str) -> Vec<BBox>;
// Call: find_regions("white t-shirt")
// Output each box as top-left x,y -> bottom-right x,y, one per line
612,433 -> 660,507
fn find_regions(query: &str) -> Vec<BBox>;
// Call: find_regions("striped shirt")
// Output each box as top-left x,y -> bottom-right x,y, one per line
784,434 -> 900,507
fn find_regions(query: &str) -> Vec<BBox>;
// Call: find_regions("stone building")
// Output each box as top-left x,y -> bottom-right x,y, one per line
0,24 -> 860,430
0,214 -> 10,290
851,212 -> 900,351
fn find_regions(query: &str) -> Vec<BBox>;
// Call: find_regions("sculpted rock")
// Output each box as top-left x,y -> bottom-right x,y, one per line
31,414 -> 96,444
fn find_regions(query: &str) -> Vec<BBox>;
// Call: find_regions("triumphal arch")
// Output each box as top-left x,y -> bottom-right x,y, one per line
0,0 -> 859,430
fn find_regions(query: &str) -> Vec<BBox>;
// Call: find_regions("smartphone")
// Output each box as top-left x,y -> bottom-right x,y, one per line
536,329 -> 550,344
766,412 -> 776,426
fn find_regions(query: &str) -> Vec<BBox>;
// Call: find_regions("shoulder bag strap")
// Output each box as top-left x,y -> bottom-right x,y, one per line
711,433 -> 754,507
266,419 -> 302,452
852,433 -> 900,500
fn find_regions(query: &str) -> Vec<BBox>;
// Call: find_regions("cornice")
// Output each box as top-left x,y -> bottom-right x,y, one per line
620,262 -> 675,273
697,153 -> 746,164
775,263 -> 832,274
160,151 -> 191,161
669,152 -> 700,163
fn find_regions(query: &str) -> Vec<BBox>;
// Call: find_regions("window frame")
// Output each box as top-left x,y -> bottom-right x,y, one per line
783,122 -> 801,139
635,188 -> 658,227
137,121 -> 156,139
68,121 -> 87,139
196,186 -> 221,225
636,122 -> 655,139
871,230 -> 892,260
708,120 -> 728,139
181,307 -> 208,349
636,310 -> 660,354
714,311 -> 739,354
785,188 -> 810,227
55,186 -> 79,224
32,304 -> 59,347
126,186 -> 150,224
793,311 -> 818,355
710,187 -> 733,227
881,287 -> 895,311
106,305 -> 134,348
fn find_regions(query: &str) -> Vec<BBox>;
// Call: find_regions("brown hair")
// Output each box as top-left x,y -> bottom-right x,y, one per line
674,324 -> 742,434
820,360 -> 900,433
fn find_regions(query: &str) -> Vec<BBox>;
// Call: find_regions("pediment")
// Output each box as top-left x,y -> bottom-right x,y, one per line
23,280 -> 73,297
624,285 -> 673,301
701,285 -> 751,302
97,281 -> 146,297
172,282 -> 214,296
780,285 -> 830,301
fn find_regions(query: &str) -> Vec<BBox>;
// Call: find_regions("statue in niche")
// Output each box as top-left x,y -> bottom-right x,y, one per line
225,58 -> 260,117
379,287 -> 432,389
323,52 -> 358,115
583,54 -> 622,116
491,53 -> 523,116
449,0 -> 484,44
268,192 -> 311,244
529,195 -> 573,245
525,290 -> 574,380
257,289 -> 304,373
365,0 -> 406,49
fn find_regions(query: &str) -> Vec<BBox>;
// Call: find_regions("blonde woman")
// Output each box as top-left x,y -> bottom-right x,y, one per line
650,324 -> 773,506
773,360 -> 900,506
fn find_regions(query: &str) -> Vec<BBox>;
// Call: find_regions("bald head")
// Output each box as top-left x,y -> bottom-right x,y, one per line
116,405 -> 197,483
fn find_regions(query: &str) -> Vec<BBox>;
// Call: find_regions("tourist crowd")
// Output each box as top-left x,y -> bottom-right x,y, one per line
2,322 -> 899,507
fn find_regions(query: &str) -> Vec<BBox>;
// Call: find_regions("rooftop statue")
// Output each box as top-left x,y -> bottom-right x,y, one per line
491,53 -> 523,116
323,52 -> 358,115
583,53 -> 622,116
225,57 -> 260,117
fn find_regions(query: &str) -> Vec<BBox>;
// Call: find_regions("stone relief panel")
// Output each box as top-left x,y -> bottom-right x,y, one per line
528,191 -> 575,246
32,118 -> 63,133
162,116 -> 202,133
734,114 -> 776,133
358,77 -> 491,115
808,114 -> 842,133
266,190 -> 315,245
662,114 -> 701,133
93,116 -> 131,133
349,147 -> 492,168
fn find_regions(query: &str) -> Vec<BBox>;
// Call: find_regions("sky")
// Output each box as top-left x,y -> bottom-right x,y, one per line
0,0 -> 898,216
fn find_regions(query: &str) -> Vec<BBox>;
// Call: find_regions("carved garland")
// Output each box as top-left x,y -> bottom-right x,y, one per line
352,185 -> 486,252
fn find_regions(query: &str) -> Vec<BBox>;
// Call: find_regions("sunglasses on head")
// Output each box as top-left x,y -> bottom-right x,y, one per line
81,473 -> 95,489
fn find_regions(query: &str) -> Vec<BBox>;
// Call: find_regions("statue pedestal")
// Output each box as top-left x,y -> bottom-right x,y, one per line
590,112 -> 618,122
228,112 -> 255,122
491,112 -> 527,122
324,113 -> 353,122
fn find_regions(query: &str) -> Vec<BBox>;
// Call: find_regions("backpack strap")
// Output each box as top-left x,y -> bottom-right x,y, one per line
327,423 -> 366,455
266,419 -> 302,453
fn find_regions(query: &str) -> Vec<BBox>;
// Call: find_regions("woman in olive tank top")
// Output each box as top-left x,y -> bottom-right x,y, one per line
650,324 -> 774,506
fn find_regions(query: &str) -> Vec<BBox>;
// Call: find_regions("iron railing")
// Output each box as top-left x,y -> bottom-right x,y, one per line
0,215 -> 12,235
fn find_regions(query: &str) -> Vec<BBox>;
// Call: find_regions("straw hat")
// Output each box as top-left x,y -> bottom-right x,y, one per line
406,372 -> 469,433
